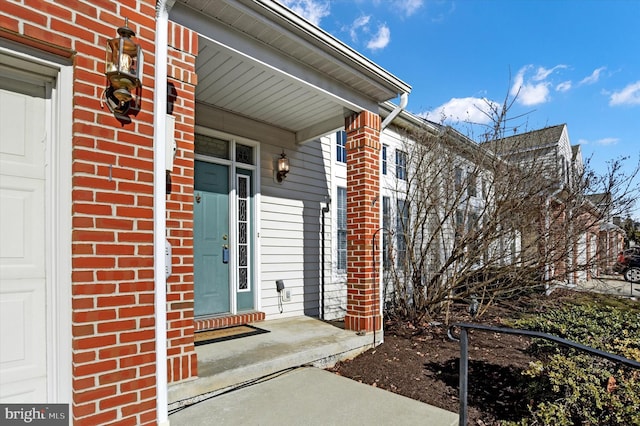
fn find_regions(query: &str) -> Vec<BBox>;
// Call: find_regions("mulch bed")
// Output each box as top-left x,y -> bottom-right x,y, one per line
328,290 -> 579,425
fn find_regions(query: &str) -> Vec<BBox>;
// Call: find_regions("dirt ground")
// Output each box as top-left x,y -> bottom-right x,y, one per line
328,290 -> 588,425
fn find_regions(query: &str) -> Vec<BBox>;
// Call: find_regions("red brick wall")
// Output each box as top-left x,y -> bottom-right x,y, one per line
344,111 -> 382,333
165,21 -> 198,384
0,1 -> 197,424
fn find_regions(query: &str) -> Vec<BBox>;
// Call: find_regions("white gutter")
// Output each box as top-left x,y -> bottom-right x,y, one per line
154,1 -> 172,425
251,0 -> 412,95
381,92 -> 408,130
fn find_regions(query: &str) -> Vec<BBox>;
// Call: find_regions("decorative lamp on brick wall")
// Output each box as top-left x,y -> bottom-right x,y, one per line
276,151 -> 290,182
103,18 -> 144,119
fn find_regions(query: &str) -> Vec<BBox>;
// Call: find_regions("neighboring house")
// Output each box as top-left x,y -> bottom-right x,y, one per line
588,193 -> 626,274
486,124 -> 576,189
0,1 -> 411,424
485,124 -> 616,283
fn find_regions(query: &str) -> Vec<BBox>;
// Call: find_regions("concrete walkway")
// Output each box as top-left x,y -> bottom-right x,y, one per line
169,367 -> 459,426
573,275 -> 638,299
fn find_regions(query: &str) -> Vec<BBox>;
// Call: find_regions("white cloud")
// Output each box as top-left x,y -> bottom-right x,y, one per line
511,65 -> 567,106
350,15 -> 370,42
556,81 -> 572,92
421,97 -> 500,125
343,13 -> 389,51
596,137 -> 619,145
395,0 -> 424,17
366,24 -> 391,50
280,0 -> 330,26
609,81 -> 640,106
577,137 -> 619,146
579,67 -> 606,85
512,79 -> 550,106
533,65 -> 567,81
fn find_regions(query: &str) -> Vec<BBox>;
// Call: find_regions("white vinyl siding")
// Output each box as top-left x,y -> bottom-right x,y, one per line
259,137 -> 332,319
382,196 -> 391,270
396,199 -> 408,267
328,133 -> 348,320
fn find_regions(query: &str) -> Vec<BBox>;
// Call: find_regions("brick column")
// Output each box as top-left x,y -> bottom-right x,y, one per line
344,111 -> 382,333
165,21 -> 199,385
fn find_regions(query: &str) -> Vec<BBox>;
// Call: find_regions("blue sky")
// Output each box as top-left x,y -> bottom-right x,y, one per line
281,0 -> 640,215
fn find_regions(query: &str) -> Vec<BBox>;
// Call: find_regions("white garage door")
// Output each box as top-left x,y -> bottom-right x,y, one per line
0,71 -> 49,402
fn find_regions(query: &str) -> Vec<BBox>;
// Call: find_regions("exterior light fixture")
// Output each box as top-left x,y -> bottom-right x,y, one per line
103,18 -> 144,120
276,151 -> 290,182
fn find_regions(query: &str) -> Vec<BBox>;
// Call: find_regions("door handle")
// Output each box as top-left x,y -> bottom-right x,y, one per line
222,245 -> 229,264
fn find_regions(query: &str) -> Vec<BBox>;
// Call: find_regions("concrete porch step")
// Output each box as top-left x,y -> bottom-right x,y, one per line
168,316 -> 378,409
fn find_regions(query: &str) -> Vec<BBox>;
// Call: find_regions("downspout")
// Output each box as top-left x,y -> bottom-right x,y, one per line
376,93 -> 407,341
321,200 -> 330,320
372,227 -> 385,347
154,1 -> 172,425
380,92 -> 409,130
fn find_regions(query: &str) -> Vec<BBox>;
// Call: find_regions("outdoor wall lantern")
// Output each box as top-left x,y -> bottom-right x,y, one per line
103,18 -> 144,120
276,151 -> 290,182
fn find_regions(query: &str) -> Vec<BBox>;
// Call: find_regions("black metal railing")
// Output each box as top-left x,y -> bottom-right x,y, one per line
447,322 -> 640,426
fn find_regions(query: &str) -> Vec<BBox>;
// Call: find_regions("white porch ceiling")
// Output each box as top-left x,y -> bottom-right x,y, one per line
171,0 -> 411,143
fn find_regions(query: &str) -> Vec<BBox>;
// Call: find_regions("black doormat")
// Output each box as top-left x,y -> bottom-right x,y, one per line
194,324 -> 269,346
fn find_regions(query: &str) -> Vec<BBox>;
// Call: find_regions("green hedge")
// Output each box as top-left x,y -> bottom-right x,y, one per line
507,295 -> 640,425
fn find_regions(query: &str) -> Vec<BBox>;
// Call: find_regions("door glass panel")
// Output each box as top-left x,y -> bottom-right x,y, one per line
238,269 -> 248,290
236,144 -> 253,165
238,200 -> 247,221
237,175 -> 250,292
238,222 -> 247,243
195,133 -> 229,159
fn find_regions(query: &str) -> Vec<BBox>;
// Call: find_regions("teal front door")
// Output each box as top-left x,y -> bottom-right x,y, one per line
194,161 -> 230,316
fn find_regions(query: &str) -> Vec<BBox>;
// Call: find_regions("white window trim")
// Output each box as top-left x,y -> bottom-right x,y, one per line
332,131 -> 347,282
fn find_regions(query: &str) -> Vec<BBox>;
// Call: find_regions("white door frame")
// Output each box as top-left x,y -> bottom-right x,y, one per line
194,126 -> 262,314
0,45 -> 73,404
